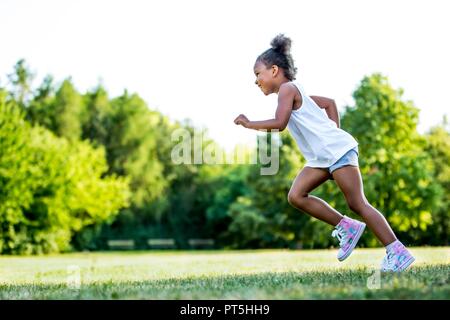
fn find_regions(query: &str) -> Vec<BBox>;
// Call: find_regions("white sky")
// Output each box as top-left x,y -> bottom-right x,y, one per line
1,0 -> 449,151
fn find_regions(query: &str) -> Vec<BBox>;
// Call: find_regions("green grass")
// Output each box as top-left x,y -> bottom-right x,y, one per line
0,247 -> 449,299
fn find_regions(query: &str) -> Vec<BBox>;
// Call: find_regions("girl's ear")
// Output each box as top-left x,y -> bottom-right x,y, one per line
271,65 -> 279,77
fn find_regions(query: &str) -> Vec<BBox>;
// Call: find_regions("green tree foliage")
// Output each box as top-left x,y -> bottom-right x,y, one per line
340,74 -> 441,245
80,85 -> 112,148
82,90 -> 171,247
52,79 -> 84,140
205,164 -> 252,247
160,124 -> 228,248
0,90 -> 34,252
0,89 -> 130,254
12,64 -> 169,246
106,92 -> 166,206
25,78 -> 85,141
79,87 -> 168,209
7,59 -> 34,108
422,118 -> 450,245
26,75 -> 55,128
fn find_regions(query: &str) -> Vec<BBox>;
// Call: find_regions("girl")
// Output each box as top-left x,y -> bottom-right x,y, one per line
234,34 -> 415,272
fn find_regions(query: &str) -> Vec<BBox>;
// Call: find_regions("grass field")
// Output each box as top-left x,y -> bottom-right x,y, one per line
0,247 -> 448,299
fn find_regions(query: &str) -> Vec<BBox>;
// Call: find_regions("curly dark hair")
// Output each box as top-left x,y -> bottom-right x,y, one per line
256,34 -> 297,81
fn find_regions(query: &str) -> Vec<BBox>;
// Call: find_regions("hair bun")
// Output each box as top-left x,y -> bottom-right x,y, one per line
270,34 -> 292,55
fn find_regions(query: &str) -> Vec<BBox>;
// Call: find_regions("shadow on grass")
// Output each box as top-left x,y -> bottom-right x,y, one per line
1,264 -> 448,300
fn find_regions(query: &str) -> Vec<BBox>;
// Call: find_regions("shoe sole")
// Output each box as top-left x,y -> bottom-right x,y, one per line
338,222 -> 366,261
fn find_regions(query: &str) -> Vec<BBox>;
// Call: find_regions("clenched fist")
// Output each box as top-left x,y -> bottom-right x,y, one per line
234,114 -> 250,127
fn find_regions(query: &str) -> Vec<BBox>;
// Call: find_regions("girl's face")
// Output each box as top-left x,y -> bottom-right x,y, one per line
254,60 -> 276,95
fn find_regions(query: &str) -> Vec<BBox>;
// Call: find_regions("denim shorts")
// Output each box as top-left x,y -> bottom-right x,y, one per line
328,146 -> 359,175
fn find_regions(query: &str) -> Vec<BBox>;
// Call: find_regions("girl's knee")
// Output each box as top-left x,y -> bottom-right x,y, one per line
287,191 -> 307,208
287,191 -> 297,206
347,200 -> 370,214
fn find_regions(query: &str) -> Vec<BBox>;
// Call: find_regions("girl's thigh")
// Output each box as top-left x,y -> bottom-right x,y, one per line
289,166 -> 332,196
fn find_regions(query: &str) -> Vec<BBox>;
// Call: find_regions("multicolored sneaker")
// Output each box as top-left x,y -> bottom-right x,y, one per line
381,241 -> 415,272
331,215 -> 366,261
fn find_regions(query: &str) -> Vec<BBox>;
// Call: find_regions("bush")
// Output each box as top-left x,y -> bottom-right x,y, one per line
0,91 -> 130,254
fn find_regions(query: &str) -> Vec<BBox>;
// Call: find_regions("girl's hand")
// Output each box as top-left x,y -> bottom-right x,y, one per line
234,114 -> 250,128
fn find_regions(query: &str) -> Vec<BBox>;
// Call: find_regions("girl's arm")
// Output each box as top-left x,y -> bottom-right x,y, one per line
310,95 -> 340,128
234,84 -> 297,131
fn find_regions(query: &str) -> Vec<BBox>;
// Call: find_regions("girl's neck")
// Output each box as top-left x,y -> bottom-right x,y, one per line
274,78 -> 291,94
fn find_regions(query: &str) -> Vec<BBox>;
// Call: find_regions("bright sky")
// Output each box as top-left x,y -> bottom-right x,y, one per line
1,0 -> 449,151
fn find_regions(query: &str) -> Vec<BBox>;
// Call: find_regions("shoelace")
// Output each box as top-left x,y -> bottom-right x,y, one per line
331,225 -> 347,247
383,251 -> 396,270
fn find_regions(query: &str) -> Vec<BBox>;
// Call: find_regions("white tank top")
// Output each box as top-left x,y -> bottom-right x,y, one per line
287,81 -> 358,168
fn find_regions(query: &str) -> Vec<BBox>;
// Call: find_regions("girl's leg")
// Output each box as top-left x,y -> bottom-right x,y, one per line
288,167 -> 344,226
331,165 -> 397,246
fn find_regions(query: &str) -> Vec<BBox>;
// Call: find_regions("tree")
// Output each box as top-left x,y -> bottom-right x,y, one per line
52,79 -> 85,140
340,73 -> 441,245
0,90 -> 130,254
7,59 -> 34,108
25,76 -> 85,142
422,118 -> 450,245
103,91 -> 166,206
81,85 -> 112,146
85,91 -> 171,247
26,75 -> 55,127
